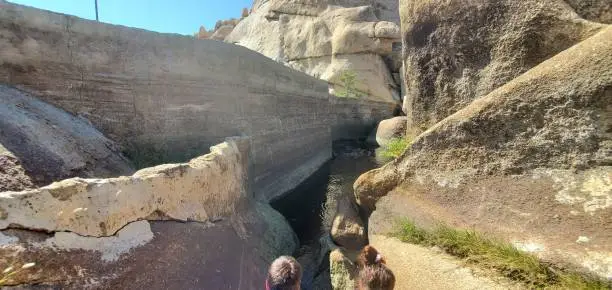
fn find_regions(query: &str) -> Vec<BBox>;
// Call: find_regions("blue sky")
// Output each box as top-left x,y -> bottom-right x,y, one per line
7,0 -> 253,35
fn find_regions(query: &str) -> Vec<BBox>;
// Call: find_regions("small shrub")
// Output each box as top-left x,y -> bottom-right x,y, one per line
335,70 -> 359,98
376,137 -> 411,164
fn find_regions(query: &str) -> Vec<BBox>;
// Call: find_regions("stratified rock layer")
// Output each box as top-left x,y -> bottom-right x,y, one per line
0,2 -> 393,201
0,85 -> 134,187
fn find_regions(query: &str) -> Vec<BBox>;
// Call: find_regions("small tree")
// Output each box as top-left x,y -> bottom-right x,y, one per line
336,70 -> 359,98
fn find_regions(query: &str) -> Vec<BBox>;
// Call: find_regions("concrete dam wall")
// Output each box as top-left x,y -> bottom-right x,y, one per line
0,2 -> 394,201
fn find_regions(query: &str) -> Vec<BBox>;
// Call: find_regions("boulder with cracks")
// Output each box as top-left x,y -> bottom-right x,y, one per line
227,0 -> 402,102
356,25 -> 612,278
0,138 -> 298,287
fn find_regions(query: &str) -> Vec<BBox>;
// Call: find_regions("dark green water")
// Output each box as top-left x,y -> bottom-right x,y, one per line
271,140 -> 377,245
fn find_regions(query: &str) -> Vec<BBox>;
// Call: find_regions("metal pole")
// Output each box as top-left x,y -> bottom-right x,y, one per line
95,0 -> 99,21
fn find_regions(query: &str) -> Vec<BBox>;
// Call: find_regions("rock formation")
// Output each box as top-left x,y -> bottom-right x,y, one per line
226,0 -> 402,103
368,116 -> 407,146
194,6 -> 251,41
329,248 -> 356,289
330,193 -> 367,251
0,85 -> 134,188
0,138 -> 247,236
0,1 -> 393,202
400,0 -> 606,136
357,20 -> 612,279
195,18 -> 241,41
565,0 -> 612,23
0,138 -> 298,287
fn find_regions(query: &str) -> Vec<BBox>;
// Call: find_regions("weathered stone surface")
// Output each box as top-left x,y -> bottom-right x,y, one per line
288,53 -> 399,101
330,194 -> 367,250
0,144 -> 34,192
0,2 -> 393,201
565,0 -> 612,23
0,138 -> 248,237
0,85 -> 134,187
354,164 -> 401,214
227,0 -> 402,102
372,116 -> 407,146
0,202 -> 297,288
209,25 -> 235,40
0,135 -> 298,287
400,0 -> 605,134
329,248 -> 356,290
357,26 -> 612,277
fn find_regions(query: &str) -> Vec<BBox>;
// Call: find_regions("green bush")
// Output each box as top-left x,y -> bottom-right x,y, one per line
376,137 -> 411,164
335,70 -> 359,98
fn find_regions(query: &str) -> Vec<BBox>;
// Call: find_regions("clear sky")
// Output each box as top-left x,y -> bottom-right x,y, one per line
7,0 -> 253,35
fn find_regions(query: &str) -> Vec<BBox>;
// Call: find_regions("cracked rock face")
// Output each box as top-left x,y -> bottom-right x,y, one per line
226,0 -> 401,102
0,204 -> 297,288
400,0 -> 606,134
0,138 -> 298,287
356,25 -> 612,278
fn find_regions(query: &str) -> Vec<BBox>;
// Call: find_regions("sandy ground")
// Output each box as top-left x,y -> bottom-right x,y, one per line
370,234 -> 523,290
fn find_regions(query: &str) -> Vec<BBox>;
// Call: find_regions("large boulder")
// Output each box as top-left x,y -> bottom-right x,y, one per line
369,116 -> 407,146
400,0 -> 606,134
355,25 -> 612,278
330,194 -> 367,250
226,0 -> 402,102
354,165 -> 400,214
0,85 -> 134,187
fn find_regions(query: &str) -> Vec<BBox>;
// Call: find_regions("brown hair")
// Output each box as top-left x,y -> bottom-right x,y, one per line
357,264 -> 396,290
266,256 -> 302,290
356,246 -> 395,290
357,245 -> 386,268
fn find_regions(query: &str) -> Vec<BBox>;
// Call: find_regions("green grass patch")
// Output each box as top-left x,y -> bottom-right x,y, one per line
393,219 -> 610,289
377,137 -> 411,164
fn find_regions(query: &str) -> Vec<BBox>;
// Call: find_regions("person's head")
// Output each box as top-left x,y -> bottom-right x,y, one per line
266,256 -> 302,290
357,245 -> 386,268
357,263 -> 396,290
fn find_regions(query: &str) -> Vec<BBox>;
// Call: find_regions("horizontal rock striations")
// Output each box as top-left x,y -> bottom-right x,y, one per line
0,85 -> 135,188
0,1 -> 394,201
